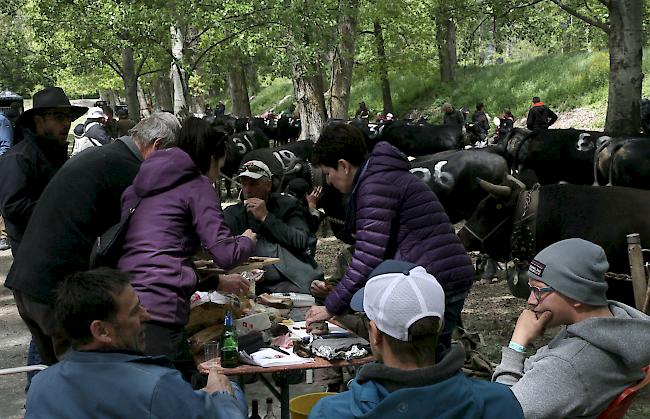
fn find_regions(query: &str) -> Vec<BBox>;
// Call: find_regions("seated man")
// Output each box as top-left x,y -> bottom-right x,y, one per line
25,268 -> 247,419
493,238 -> 650,419
224,160 -> 323,294
310,260 -> 524,419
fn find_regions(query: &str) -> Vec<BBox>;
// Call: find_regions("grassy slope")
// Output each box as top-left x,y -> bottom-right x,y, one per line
251,49 -> 650,130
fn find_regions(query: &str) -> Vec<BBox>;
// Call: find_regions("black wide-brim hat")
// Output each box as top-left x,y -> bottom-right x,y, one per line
17,87 -> 88,127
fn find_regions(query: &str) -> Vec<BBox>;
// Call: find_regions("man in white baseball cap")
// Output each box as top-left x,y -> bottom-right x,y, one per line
310,259 -> 523,419
223,159 -> 323,294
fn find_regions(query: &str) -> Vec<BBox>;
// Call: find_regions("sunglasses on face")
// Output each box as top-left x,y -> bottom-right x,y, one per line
239,164 -> 268,175
41,111 -> 73,122
529,284 -> 554,300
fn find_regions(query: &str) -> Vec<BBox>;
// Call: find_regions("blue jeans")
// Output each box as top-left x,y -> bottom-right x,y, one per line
25,339 -> 43,392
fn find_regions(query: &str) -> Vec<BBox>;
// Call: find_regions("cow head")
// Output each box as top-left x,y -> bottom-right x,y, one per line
576,132 -> 594,152
458,175 -> 525,259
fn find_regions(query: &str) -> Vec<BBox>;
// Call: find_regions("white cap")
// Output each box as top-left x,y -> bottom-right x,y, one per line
87,106 -> 107,119
237,160 -> 272,180
350,260 -> 445,342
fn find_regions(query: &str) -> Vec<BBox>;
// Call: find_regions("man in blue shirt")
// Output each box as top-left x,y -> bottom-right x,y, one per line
310,260 -> 523,419
25,268 -> 247,419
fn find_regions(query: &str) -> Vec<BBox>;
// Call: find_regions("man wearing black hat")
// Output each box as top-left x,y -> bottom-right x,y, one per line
492,238 -> 650,419
526,96 -> 557,131
4,112 -> 180,366
0,87 -> 87,254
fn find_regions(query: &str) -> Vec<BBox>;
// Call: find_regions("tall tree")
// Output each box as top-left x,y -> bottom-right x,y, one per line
328,0 -> 359,119
435,5 -> 458,82
549,0 -> 642,134
373,20 -> 393,114
227,48 -> 252,117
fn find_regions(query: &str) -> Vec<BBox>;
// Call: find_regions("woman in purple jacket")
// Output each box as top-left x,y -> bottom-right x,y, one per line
305,123 -> 474,349
118,117 -> 256,378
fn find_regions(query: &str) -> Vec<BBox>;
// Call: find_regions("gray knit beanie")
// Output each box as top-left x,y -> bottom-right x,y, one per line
528,238 -> 609,306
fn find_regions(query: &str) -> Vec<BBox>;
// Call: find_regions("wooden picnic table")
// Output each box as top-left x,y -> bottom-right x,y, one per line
199,355 -> 373,419
197,315 -> 373,419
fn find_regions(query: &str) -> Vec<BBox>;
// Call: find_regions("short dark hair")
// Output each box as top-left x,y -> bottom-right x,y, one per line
312,123 -> 367,168
476,102 -> 485,111
176,116 -> 227,174
381,316 -> 440,367
55,268 -> 131,348
532,96 -> 541,103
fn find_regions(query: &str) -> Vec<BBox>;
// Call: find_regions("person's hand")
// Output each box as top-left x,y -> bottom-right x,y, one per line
305,305 -> 332,325
306,186 -> 323,209
217,274 -> 250,295
510,308 -> 553,348
310,280 -> 331,298
242,228 -> 257,245
244,198 -> 269,222
205,369 -> 234,395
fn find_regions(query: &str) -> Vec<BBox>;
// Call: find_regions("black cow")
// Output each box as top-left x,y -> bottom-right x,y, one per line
409,149 -> 509,223
499,128 -> 605,186
459,182 -> 650,303
220,128 -> 270,198
277,115 -> 301,145
577,135 -> 650,189
372,121 -> 464,156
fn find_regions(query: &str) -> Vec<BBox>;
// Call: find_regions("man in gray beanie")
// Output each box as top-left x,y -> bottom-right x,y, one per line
492,238 -> 650,419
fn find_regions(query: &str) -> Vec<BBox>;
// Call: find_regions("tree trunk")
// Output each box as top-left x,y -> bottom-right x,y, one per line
227,53 -> 252,117
170,24 -> 188,117
605,1 -> 642,135
373,21 -> 393,114
328,0 -> 359,119
153,75 -> 174,113
435,11 -> 457,82
292,58 -> 327,142
137,82 -> 150,117
121,47 -> 141,122
244,59 -> 260,95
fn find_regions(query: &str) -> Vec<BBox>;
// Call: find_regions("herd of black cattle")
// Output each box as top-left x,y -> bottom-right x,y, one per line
208,113 -> 650,303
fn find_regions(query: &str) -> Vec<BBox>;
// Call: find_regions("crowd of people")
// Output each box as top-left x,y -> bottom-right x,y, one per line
0,86 -> 648,419
354,96 -> 557,148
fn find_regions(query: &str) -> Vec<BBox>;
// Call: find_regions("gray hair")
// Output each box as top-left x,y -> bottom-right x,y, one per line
130,112 -> 181,149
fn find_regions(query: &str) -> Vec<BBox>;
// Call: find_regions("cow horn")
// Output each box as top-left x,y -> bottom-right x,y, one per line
506,174 -> 526,189
477,178 -> 512,197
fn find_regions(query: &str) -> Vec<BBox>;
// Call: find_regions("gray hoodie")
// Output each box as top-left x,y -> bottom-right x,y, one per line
493,301 -> 650,419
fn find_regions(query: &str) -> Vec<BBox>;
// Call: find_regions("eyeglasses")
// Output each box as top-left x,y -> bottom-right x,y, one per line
41,111 -> 73,122
529,284 -> 554,300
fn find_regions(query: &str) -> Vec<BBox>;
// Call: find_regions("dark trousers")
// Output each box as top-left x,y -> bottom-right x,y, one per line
13,290 -> 69,366
143,321 -> 197,383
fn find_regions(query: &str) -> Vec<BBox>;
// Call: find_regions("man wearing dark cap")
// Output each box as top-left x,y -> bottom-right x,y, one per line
493,238 -> 650,419
311,260 -> 524,419
526,96 -> 557,130
223,160 -> 323,293
0,87 -> 87,254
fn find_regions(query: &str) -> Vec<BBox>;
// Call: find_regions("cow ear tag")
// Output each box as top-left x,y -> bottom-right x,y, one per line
496,204 -> 503,209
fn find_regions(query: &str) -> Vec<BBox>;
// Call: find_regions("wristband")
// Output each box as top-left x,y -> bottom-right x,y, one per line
508,341 -> 527,354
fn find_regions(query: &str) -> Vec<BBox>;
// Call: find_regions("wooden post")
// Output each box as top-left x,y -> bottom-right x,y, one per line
627,233 -> 647,310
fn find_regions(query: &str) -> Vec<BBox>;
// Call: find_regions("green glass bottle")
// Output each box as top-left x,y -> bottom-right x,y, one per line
220,310 -> 239,368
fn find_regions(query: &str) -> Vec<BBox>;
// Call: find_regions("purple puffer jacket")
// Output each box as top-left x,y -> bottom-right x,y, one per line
118,148 -> 254,325
324,141 -> 474,315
